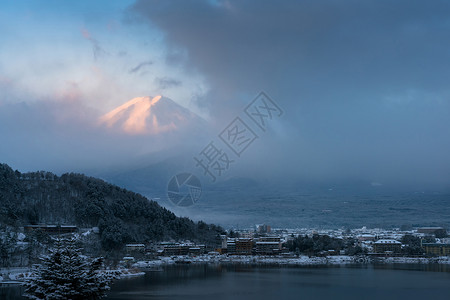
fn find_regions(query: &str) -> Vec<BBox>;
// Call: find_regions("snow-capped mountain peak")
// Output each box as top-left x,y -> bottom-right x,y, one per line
99,95 -> 200,135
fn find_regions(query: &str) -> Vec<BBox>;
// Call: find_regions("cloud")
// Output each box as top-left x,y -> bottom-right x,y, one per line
0,75 -> 12,86
0,0 -> 215,179
130,0 -> 450,189
154,76 -> 181,89
0,95 -> 210,175
81,28 -> 108,60
1,0 -> 449,191
129,60 -> 153,73
132,0 -> 450,104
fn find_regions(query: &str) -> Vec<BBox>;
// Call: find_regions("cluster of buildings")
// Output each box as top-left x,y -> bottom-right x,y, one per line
421,242 -> 450,256
218,236 -> 283,255
126,236 -> 284,257
351,227 -> 450,256
366,239 -> 450,256
19,223 -> 450,258
216,224 -> 284,255
229,225 -> 450,257
125,242 -> 206,256
359,237 -> 439,256
122,225 -> 450,258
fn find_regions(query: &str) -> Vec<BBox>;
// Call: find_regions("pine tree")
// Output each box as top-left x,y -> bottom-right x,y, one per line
23,238 -> 117,300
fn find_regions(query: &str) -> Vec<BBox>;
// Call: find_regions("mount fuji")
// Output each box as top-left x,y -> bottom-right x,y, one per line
96,95 -> 213,197
99,95 -> 205,136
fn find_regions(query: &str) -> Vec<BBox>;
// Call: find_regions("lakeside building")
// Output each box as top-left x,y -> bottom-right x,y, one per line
224,236 -> 284,255
240,232 -> 254,239
255,242 -> 281,255
417,227 -> 447,236
358,234 -> 376,242
235,238 -> 253,255
372,239 -> 402,254
160,242 -> 205,256
187,247 -> 202,255
220,235 -> 227,248
24,225 -> 77,234
256,224 -> 271,234
224,238 -> 254,255
227,240 -> 236,254
214,235 -> 228,254
258,236 -> 281,243
125,244 -> 145,252
421,243 -> 450,256
255,236 -> 282,255
160,242 -> 187,255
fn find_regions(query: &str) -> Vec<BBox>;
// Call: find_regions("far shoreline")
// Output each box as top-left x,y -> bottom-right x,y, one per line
132,254 -> 450,272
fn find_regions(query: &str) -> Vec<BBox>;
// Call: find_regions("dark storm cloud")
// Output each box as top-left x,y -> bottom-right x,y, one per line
131,0 -> 450,189
133,0 -> 450,102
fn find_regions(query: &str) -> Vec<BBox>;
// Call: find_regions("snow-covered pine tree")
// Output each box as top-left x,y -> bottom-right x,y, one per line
23,238 -> 117,300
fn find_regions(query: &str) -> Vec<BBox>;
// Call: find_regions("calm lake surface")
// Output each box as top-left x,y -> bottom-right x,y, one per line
3,264 -> 450,300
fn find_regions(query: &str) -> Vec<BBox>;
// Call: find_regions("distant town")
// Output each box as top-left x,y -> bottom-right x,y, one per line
1,223 -> 450,284
124,224 -> 450,259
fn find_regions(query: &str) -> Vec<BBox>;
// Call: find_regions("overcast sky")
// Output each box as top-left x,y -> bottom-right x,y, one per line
1,0 -> 450,190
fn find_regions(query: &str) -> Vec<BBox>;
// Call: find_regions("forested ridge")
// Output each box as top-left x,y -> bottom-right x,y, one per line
0,163 -> 224,250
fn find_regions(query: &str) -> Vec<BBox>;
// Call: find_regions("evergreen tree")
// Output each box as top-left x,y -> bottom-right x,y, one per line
23,238 -> 117,300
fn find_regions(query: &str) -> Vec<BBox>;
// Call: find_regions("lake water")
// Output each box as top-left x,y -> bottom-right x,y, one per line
3,264 -> 450,300
162,189 -> 450,229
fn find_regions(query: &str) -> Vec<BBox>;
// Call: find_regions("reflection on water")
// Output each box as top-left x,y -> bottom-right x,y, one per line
3,264 -> 450,300
107,264 -> 450,300
0,285 -> 24,300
